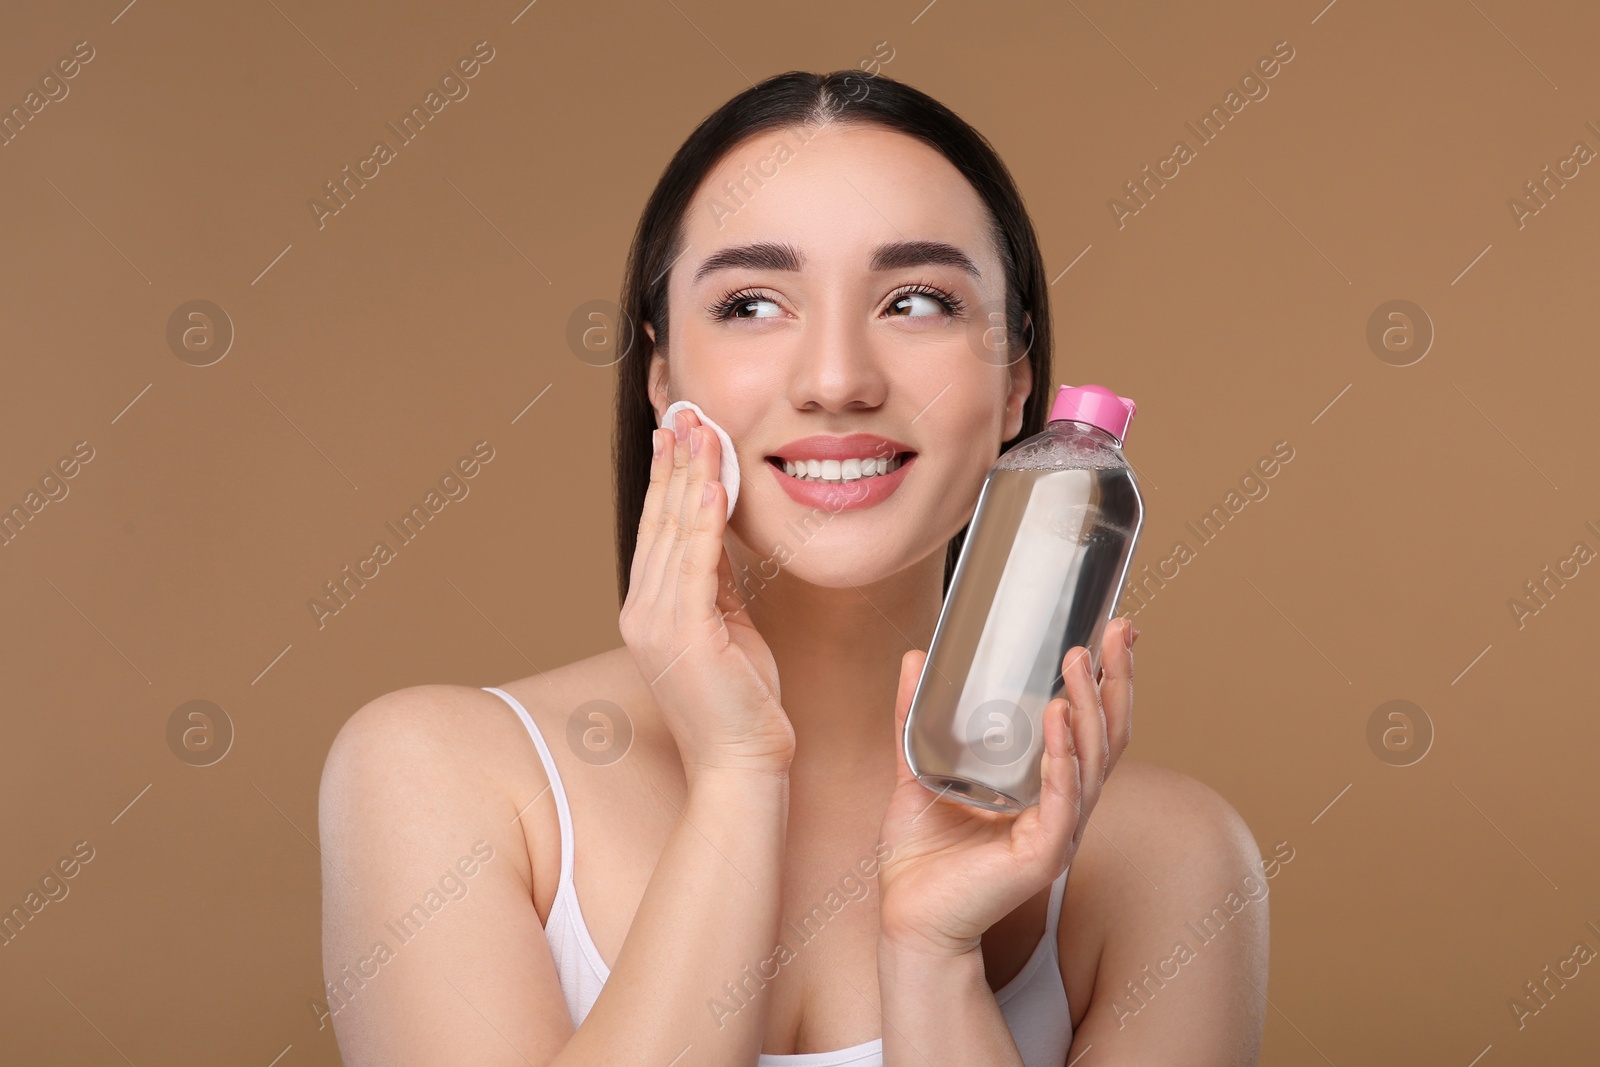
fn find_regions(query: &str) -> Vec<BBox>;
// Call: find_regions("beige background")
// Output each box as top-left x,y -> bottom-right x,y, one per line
4,0 -> 1598,1063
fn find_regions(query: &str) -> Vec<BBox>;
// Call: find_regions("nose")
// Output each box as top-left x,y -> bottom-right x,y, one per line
785,298 -> 889,414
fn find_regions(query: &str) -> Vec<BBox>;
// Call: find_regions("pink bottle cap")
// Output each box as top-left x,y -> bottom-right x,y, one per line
1048,384 -> 1137,445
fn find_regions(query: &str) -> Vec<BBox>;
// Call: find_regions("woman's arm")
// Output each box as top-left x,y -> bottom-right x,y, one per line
875,625 -> 1136,1066
878,938 -> 1027,1066
875,762 -> 1268,1067
318,684 -> 790,1067
1062,761 -> 1270,1065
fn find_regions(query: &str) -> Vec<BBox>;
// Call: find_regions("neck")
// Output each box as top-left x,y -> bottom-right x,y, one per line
723,535 -> 948,782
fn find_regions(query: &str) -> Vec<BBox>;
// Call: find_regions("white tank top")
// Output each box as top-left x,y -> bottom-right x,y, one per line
484,686 -> 1075,1067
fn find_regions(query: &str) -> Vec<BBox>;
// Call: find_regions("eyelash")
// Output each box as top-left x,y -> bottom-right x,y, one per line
705,281 -> 968,321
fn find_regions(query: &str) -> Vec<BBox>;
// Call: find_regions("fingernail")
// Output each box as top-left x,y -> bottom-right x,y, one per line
701,482 -> 715,506
653,430 -> 664,458
690,427 -> 703,456
1123,620 -> 1134,650
1130,626 -> 1141,647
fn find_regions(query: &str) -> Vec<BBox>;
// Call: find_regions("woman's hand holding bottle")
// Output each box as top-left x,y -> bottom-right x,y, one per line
619,407 -> 795,782
875,621 -> 1139,957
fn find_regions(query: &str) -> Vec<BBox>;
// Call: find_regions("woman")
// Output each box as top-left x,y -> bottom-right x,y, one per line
319,70 -> 1269,1066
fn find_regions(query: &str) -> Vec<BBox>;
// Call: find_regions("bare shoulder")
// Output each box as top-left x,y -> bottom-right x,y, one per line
321,643 -> 642,847
1060,758 -> 1270,1064
328,681 -> 532,753
324,646 -> 638,782
1066,758 -> 1265,945
319,682 -> 544,890
323,683 -> 541,797
316,679 -> 592,1065
1093,758 -> 1260,879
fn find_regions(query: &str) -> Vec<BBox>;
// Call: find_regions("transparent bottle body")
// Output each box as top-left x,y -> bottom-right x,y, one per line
903,419 -> 1144,813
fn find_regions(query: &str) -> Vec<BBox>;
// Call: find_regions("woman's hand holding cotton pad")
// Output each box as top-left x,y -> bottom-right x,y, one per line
660,400 -> 740,521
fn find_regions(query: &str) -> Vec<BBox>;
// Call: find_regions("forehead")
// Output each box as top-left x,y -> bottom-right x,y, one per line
678,122 -> 999,282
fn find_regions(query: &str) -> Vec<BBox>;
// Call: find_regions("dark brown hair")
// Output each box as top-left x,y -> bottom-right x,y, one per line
612,69 -> 1055,607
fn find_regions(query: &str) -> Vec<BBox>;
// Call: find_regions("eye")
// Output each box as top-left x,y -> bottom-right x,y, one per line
707,288 -> 784,320
885,283 -> 966,319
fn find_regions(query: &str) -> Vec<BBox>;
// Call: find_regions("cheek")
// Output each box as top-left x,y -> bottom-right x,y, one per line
672,345 -> 780,402
953,449 -> 997,508
932,414 -> 1005,501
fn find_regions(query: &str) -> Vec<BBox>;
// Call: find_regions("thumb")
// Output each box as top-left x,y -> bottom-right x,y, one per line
892,649 -> 927,786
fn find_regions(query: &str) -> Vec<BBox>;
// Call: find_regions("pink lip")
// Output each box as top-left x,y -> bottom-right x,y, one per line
766,433 -> 914,464
765,453 -> 916,511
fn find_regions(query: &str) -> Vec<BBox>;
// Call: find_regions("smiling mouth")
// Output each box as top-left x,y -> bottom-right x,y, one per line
764,452 -> 916,484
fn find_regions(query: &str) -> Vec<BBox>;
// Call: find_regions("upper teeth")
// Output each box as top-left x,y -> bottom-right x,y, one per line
779,455 -> 904,482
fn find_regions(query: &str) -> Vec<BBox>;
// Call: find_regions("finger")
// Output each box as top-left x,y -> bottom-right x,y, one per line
642,408 -> 698,600
637,413 -> 684,600
674,474 -> 727,626
1099,618 -> 1136,776
891,649 -> 926,790
629,426 -> 673,599
664,412 -> 717,598
1035,693 -> 1081,875
1060,645 -> 1109,823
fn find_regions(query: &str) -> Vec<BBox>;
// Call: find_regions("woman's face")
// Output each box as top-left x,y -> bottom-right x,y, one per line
646,120 -> 1032,586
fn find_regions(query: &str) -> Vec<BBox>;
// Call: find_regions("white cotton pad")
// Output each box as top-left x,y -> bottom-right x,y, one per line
660,399 -> 740,520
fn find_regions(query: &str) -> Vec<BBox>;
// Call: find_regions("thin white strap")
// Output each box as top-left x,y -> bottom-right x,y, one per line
482,686 -> 574,891
1045,865 -> 1070,941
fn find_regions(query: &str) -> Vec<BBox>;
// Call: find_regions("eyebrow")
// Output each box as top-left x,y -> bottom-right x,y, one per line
691,239 -> 981,283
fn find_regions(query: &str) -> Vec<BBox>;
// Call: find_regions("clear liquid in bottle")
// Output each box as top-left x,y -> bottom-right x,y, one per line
904,386 -> 1143,813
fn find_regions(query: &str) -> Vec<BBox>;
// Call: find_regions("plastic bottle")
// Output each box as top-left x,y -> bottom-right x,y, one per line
903,383 -> 1144,813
